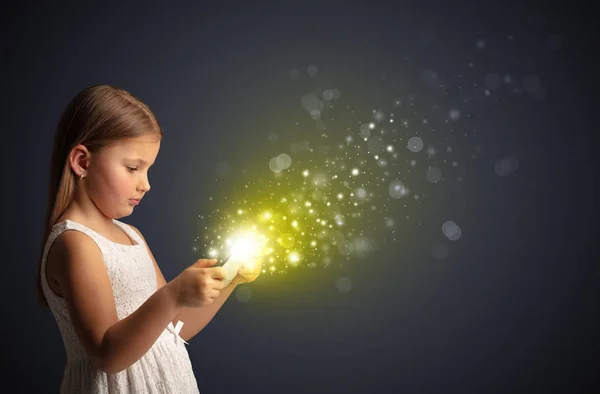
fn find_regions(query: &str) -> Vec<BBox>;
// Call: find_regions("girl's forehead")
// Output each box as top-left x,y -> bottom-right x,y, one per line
105,136 -> 161,158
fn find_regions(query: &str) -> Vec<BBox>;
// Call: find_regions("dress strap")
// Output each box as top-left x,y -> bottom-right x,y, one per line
113,219 -> 145,247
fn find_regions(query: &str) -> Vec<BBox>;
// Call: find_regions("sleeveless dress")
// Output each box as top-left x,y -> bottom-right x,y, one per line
40,218 -> 200,393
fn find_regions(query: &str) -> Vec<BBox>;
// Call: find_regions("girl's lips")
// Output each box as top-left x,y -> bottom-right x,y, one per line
129,199 -> 140,205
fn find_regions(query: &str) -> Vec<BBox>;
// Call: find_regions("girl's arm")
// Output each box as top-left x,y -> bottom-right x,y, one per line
172,283 -> 237,341
52,230 -> 184,374
130,225 -> 237,342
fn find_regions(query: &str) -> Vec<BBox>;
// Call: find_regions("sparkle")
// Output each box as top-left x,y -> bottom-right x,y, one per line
288,252 -> 301,264
199,88 -> 465,279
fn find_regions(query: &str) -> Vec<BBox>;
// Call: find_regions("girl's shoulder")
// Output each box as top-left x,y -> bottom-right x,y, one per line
45,226 -> 103,297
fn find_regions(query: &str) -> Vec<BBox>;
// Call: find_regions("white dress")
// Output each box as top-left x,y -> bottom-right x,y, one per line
40,218 -> 200,393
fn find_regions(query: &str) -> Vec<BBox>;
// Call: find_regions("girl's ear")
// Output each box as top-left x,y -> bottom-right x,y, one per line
68,144 -> 91,176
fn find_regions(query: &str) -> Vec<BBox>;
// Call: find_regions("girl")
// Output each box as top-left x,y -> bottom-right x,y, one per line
35,84 -> 260,393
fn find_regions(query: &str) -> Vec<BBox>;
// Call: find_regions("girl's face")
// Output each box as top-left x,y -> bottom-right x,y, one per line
85,135 -> 160,219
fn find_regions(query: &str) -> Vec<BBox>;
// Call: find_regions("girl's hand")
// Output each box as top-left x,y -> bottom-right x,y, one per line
230,257 -> 263,285
170,259 -> 227,307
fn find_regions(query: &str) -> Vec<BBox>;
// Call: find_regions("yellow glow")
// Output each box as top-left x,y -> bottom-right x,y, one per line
228,232 -> 268,261
201,100 -> 398,277
288,251 -> 300,264
278,234 -> 295,249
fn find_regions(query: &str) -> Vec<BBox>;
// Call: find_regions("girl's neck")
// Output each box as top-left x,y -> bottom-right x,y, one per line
57,201 -> 115,232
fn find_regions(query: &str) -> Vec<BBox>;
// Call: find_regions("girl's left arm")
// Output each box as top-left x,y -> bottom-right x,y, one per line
171,283 -> 237,341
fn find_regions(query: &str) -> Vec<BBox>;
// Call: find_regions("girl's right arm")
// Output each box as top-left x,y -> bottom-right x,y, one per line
50,230 -> 224,374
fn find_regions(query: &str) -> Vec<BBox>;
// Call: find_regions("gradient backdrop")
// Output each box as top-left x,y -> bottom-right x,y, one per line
2,1 -> 598,393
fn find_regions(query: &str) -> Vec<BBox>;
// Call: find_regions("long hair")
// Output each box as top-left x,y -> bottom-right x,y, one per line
36,84 -> 163,308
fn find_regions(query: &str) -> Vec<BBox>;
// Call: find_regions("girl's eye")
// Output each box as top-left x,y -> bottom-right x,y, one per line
127,167 -> 138,172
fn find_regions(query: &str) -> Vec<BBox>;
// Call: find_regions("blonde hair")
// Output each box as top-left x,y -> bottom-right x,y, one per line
36,84 -> 163,308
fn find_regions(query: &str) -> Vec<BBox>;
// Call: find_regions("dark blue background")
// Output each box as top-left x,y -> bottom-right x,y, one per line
2,1 -> 598,393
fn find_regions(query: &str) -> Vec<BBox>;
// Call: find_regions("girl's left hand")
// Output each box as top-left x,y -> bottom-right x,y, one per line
230,257 -> 263,285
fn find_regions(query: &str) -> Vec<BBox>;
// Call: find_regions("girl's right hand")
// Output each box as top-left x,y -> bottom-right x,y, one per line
171,259 -> 226,308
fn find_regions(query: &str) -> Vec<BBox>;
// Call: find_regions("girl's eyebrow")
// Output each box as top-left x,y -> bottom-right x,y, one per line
125,158 -> 150,165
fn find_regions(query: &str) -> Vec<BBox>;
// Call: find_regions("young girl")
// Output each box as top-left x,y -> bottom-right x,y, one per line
35,84 -> 261,393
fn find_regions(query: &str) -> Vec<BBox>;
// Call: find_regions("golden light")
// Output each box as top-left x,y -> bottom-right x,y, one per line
288,251 -> 300,264
229,232 -> 267,260
278,234 -> 295,249
220,231 -> 269,282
